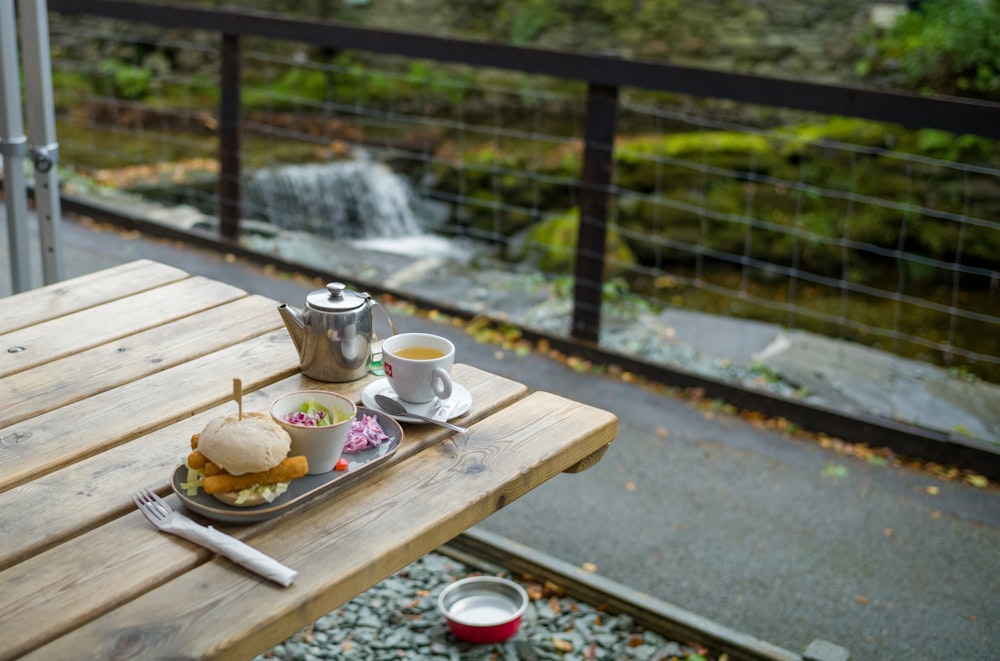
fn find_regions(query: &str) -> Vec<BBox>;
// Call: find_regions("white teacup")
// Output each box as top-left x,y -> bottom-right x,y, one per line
270,390 -> 357,474
382,332 -> 454,404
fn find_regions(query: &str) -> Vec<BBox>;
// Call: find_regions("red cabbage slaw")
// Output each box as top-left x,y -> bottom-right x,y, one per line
344,414 -> 389,453
283,410 -> 328,426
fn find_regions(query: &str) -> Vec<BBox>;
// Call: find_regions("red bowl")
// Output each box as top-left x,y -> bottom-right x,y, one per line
437,576 -> 529,644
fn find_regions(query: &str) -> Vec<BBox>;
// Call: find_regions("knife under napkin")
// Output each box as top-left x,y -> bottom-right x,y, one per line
158,511 -> 297,587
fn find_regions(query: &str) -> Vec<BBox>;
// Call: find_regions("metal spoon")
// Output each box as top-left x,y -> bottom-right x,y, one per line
375,394 -> 469,433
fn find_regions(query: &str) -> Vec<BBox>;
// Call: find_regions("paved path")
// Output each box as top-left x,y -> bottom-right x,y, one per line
3,212 -> 999,660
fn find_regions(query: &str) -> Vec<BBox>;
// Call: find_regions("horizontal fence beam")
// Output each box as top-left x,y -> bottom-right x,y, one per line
49,0 -> 1000,139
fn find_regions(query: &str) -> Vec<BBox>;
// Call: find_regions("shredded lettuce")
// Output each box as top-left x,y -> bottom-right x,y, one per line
180,467 -> 204,496
233,481 -> 290,505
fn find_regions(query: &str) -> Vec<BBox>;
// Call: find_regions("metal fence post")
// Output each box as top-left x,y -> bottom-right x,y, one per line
572,82 -> 619,344
219,32 -> 241,241
0,0 -> 32,293
19,0 -> 64,285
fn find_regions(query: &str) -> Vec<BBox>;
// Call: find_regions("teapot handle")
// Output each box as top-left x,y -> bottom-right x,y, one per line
370,300 -> 398,341
367,300 -> 397,377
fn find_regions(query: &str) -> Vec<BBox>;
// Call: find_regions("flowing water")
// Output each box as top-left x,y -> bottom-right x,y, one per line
242,158 -> 424,239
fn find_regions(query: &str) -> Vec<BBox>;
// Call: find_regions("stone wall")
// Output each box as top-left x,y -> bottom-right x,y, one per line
650,0 -> 910,82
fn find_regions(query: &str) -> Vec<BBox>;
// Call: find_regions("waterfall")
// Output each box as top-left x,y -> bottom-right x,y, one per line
244,158 -> 423,239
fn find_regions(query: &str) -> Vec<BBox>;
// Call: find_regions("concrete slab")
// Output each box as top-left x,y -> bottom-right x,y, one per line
757,330 -> 1000,442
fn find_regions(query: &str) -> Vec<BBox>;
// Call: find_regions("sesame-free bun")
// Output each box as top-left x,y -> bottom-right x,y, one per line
198,411 -> 291,476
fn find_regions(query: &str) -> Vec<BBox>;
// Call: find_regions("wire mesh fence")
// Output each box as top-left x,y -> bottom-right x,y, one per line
35,8 -> 1000,444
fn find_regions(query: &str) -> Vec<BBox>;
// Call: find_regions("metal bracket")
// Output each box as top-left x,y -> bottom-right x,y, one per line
29,141 -> 58,173
0,135 -> 27,157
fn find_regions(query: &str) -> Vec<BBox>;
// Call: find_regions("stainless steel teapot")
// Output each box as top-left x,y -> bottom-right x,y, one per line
278,282 -> 396,382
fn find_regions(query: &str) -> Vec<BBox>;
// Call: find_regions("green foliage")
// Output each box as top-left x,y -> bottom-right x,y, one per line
97,59 -> 152,100
517,207 -> 637,276
915,129 -> 993,161
856,0 -> 1000,99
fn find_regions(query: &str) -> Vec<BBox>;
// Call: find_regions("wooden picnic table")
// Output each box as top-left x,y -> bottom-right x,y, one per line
0,259 -> 617,660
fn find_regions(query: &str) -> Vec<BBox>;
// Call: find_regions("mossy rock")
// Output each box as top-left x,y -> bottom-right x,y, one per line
507,208 -> 637,276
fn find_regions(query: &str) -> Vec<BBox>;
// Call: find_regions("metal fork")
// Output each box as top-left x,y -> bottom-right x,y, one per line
132,488 -> 297,586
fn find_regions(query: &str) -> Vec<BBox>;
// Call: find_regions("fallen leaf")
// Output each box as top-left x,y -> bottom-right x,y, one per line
966,475 -> 989,488
526,583 -> 544,600
552,637 -> 574,652
655,426 -> 668,438
625,481 -> 637,491
884,528 -> 894,537
823,463 -> 849,478
855,595 -> 869,605
581,562 -> 597,573
926,485 -> 940,495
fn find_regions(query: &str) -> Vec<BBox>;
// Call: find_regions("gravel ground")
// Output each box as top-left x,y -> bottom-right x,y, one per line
255,552 -> 718,661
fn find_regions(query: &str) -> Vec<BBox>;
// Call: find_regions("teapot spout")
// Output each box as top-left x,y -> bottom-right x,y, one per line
278,303 -> 307,356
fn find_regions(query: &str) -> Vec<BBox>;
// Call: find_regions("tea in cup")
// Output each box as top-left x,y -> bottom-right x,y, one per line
382,333 -> 454,404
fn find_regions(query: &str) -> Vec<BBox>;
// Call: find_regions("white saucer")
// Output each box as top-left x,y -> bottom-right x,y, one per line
361,378 -> 471,424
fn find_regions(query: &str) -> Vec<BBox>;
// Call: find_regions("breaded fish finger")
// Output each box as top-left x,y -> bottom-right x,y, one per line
187,450 -> 208,470
203,461 -> 224,477
202,456 -> 309,494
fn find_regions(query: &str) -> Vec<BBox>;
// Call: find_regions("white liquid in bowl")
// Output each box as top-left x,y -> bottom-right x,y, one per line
448,594 -> 517,625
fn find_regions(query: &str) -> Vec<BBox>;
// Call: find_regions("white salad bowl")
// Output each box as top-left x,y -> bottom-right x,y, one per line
270,390 -> 357,474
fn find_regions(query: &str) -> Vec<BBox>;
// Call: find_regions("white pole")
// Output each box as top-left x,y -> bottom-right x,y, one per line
0,0 -> 32,293
18,0 -> 63,285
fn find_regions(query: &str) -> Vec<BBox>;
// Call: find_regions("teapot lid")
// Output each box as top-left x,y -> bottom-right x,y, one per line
306,282 -> 367,312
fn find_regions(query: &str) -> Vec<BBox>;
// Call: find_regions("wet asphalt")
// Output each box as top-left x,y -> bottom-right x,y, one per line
3,212 -> 999,660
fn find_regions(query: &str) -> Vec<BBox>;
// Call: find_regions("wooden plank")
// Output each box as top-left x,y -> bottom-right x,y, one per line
0,330 -> 300,492
0,364 -> 527,570
0,260 -> 189,334
0,276 -> 248,379
0,295 -> 283,426
16,392 -> 617,660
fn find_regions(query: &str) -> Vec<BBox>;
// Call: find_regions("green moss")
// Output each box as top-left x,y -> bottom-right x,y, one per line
515,208 -> 637,276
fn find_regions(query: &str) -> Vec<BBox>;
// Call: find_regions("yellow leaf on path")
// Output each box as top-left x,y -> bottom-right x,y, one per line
581,562 -> 597,573
966,475 -> 989,488
855,595 -> 869,605
552,638 -> 574,652
925,485 -> 940,495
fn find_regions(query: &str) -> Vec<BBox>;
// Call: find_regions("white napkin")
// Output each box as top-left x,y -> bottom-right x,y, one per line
161,513 -> 297,587
432,399 -> 454,421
